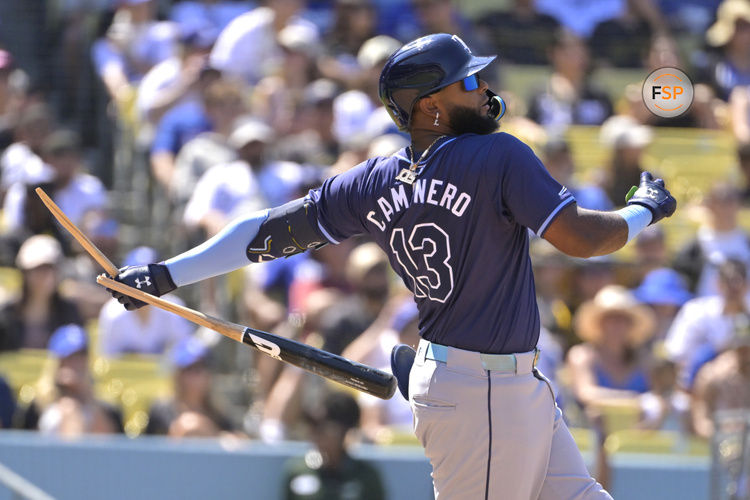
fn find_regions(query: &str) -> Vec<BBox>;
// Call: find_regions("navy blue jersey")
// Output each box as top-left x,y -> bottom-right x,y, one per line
309,133 -> 574,354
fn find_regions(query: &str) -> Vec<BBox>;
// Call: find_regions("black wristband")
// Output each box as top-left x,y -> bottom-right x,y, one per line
149,263 -> 177,296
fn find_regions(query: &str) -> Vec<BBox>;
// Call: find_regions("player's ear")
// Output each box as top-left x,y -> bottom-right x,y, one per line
416,95 -> 440,118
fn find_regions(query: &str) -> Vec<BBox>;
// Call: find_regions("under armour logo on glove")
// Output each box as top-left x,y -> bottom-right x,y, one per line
626,171 -> 677,224
108,264 -> 177,310
645,187 -> 660,200
134,277 -> 151,289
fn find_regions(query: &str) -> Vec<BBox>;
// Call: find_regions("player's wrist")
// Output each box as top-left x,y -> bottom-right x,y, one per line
616,205 -> 652,243
149,263 -> 177,295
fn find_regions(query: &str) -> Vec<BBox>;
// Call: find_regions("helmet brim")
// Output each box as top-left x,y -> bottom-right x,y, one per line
465,55 -> 497,76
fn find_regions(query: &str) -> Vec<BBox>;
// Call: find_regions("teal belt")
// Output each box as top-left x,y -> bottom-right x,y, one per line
425,342 -> 532,373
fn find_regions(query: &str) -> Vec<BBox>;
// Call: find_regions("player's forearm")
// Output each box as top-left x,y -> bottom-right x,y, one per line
544,206 -> 629,258
164,210 -> 269,286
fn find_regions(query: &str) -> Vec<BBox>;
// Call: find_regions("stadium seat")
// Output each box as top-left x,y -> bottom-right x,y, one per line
569,427 -> 595,453
604,429 -> 709,456
0,266 -> 21,301
590,399 -> 642,435
93,354 -> 173,436
0,349 -> 53,405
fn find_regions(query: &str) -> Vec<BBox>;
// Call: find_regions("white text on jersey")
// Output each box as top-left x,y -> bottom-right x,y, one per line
367,178 -> 472,232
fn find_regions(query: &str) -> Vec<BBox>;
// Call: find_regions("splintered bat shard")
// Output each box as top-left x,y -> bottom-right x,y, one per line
35,187 -> 120,276
98,276 -> 397,399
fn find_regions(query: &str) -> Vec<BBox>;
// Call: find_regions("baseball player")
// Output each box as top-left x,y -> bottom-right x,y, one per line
109,34 -> 676,499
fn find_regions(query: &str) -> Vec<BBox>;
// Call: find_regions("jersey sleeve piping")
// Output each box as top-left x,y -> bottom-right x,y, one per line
316,219 -> 340,244
535,196 -> 575,237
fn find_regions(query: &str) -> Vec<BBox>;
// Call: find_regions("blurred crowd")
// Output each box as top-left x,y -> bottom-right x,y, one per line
1,0 -> 750,494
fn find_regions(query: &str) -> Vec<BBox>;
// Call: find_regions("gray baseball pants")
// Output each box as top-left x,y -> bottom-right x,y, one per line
409,339 -> 612,500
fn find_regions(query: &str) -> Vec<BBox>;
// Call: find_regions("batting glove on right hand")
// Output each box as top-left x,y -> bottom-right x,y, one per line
625,171 -> 677,224
108,263 -> 177,310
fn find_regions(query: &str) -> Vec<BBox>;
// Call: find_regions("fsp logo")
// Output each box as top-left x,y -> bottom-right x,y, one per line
642,67 -> 693,118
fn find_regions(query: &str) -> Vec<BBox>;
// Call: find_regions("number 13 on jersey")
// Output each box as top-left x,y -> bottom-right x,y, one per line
389,223 -> 455,303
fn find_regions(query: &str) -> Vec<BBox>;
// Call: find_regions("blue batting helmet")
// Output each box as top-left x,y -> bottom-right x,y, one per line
378,33 -> 497,131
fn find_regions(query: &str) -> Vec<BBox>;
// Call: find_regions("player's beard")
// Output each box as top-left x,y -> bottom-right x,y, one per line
447,104 -> 499,136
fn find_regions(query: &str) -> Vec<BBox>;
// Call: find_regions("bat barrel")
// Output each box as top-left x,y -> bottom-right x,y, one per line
242,328 -> 397,400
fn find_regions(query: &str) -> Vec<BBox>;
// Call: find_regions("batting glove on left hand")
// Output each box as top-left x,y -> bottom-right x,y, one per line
626,171 -> 677,224
108,263 -> 177,310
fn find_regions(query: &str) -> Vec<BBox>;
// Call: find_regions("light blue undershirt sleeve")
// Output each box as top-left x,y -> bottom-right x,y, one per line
164,209 -> 269,287
615,205 -> 653,243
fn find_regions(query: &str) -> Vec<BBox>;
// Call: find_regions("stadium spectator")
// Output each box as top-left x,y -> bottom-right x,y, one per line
315,242 -> 391,355
730,85 -> 750,144
316,0 -> 379,87
182,119 -> 273,236
704,0 -> 750,101
0,50 -> 26,153
343,297 -> 418,443
534,0 -> 624,38
656,0 -> 718,35
665,259 -> 750,389
145,335 -> 234,435
542,136 -> 613,210
567,285 -> 656,410
477,0 -> 561,66
634,267 -> 693,341
353,35 -> 402,108
530,239 -> 573,339
568,258 -> 617,310
535,0 -> 666,38
0,375 -> 15,429
0,235 -> 83,351
91,0 -> 180,114
638,356 -> 691,432
411,0 -> 493,60
672,182 -> 750,296
37,324 -> 124,437
169,79 -> 247,213
275,78 -> 341,165
168,0 -> 251,34
0,102 -> 53,195
281,390 -> 386,500
632,226 -> 669,280
527,29 -> 613,130
327,89 -> 378,173
736,142 -> 750,204
209,0 -> 319,85
256,288 -> 343,442
691,319 -> 750,439
597,115 -> 653,206
588,0 -> 655,68
3,129 -> 109,236
97,247 -> 194,357
253,24 -> 321,135
148,70 -> 231,191
136,22 -> 217,129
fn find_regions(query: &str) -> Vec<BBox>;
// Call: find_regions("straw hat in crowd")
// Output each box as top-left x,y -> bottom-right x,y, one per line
574,285 -> 657,347
707,0 -> 750,47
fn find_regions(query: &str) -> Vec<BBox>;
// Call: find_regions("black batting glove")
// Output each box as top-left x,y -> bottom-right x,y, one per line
625,171 -> 677,225
109,263 -> 177,310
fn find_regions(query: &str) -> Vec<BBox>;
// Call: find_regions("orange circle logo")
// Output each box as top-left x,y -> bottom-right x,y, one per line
642,67 -> 694,118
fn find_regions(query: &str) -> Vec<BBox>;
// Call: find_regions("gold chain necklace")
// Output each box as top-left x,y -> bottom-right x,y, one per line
396,135 -> 446,185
